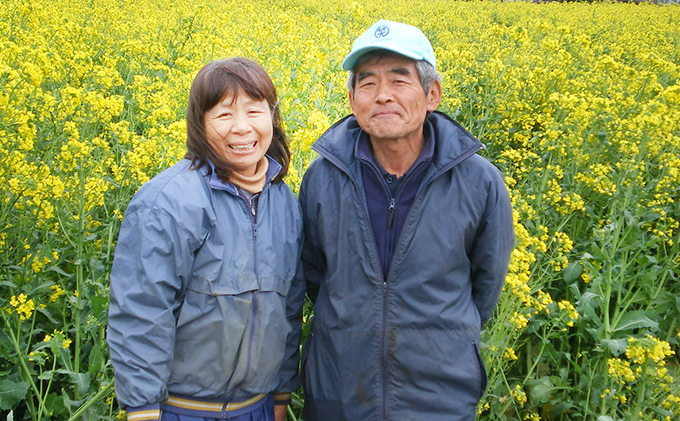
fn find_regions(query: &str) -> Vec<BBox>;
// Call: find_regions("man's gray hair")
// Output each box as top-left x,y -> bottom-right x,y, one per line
346,50 -> 442,94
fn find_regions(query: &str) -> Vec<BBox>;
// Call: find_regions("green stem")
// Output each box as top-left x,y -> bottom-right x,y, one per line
37,355 -> 58,418
74,164 -> 86,387
286,405 -> 297,421
4,317 -> 48,420
666,319 -> 677,344
647,270 -> 669,310
66,380 -> 115,421
25,310 -> 37,354
523,325 -> 550,383
599,356 -> 611,417
603,264 -> 613,340
583,356 -> 594,419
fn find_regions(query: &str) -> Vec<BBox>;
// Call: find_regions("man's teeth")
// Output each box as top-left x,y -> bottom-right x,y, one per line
230,142 -> 256,150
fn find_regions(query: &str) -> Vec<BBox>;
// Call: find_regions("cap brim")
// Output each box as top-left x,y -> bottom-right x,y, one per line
342,44 -> 424,70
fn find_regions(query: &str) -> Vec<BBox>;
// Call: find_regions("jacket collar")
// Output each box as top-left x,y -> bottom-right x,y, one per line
355,123 -> 435,178
312,111 -> 484,180
208,155 -> 282,194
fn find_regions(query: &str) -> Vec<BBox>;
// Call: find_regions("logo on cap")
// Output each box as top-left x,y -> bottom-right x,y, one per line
374,25 -> 389,38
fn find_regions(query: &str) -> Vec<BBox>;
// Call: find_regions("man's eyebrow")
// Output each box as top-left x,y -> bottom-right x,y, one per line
357,67 -> 411,82
357,71 -> 375,82
389,67 -> 411,76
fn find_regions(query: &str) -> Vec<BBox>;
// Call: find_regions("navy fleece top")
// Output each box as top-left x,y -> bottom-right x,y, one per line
357,121 -> 435,278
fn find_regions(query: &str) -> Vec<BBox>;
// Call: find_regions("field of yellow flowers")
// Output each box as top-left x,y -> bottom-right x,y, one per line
1,0 -> 679,419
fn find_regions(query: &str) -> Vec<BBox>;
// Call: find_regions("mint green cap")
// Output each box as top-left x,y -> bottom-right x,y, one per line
342,20 -> 436,71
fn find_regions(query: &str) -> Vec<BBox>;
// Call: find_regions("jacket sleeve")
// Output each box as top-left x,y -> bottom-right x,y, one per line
469,168 -> 515,327
107,203 -> 201,416
273,244 -> 306,403
298,167 -> 327,304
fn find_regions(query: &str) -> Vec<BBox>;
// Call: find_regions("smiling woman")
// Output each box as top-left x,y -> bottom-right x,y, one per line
106,57 -> 304,421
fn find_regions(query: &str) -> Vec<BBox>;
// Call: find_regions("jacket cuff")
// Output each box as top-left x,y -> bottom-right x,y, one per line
127,404 -> 161,421
273,392 -> 291,405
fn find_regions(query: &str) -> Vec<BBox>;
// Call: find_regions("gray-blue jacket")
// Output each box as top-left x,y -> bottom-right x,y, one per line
299,112 -> 514,421
107,157 -> 304,417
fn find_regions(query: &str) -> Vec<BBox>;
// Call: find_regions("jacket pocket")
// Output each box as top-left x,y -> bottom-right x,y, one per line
169,285 -> 255,390
258,275 -> 291,296
473,341 -> 488,399
188,273 -> 259,296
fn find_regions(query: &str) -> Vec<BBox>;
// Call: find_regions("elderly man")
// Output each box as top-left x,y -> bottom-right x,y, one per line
299,20 -> 515,420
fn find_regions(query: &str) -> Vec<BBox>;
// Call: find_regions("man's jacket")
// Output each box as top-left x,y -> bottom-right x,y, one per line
107,158 -> 304,418
299,111 -> 514,421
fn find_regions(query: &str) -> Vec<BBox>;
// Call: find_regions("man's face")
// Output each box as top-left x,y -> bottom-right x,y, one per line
349,53 -> 441,143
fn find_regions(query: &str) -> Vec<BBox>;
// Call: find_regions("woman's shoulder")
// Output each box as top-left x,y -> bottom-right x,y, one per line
128,159 -> 212,214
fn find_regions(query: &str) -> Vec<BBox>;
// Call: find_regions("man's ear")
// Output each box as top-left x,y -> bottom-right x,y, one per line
348,90 -> 356,114
427,80 -> 442,112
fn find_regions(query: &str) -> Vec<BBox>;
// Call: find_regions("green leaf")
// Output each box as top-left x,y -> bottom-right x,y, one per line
0,379 -> 28,410
88,345 -> 103,375
528,377 -> 555,404
613,311 -> 659,332
46,265 -> 73,277
38,371 -> 54,381
597,417 -> 614,421
91,295 -> 108,318
568,283 -> 582,301
563,262 -> 583,283
601,339 -> 627,356
37,306 -> 60,324
649,404 -> 674,417
69,372 -> 91,395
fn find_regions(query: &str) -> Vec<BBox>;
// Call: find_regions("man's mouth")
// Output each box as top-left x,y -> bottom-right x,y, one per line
373,111 -> 398,118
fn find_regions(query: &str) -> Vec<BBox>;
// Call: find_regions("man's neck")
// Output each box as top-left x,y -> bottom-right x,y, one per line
369,130 -> 425,178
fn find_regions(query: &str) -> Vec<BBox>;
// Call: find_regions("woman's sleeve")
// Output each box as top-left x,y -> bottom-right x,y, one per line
106,204 -> 200,418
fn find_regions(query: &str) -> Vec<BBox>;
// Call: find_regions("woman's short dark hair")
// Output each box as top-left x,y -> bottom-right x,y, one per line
186,57 -> 290,183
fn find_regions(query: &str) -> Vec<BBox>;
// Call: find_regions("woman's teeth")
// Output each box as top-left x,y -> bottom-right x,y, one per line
229,142 -> 256,150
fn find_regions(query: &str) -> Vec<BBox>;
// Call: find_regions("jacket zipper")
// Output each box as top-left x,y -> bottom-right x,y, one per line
387,198 -> 395,228
360,158 -> 420,421
240,190 -> 260,401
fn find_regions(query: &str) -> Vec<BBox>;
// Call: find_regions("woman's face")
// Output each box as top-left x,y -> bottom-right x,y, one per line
204,89 -> 273,177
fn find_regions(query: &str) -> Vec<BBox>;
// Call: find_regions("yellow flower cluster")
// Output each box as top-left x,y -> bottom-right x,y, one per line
510,384 -> 527,407
625,336 -> 675,366
42,329 -> 72,349
608,336 -> 676,387
49,285 -> 66,303
8,293 -> 36,321
608,358 -> 636,384
557,300 -> 579,327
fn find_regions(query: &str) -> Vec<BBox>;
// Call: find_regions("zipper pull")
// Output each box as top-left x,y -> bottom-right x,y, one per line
387,198 -> 396,229
249,194 -> 259,217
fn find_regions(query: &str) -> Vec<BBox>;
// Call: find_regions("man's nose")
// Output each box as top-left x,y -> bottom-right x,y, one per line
374,82 -> 394,103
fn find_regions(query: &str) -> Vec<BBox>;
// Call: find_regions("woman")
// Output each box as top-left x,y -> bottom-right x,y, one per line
107,58 -> 304,421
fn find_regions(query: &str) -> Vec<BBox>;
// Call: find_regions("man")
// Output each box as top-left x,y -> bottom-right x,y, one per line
299,20 -> 515,420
